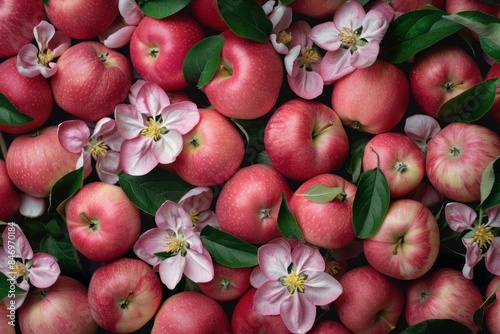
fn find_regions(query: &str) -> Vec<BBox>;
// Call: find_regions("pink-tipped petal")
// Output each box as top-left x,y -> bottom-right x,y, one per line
350,40 -> 380,68
367,1 -> 395,21
445,202 -> 477,232
290,21 -> 312,50
463,238 -> 482,269
254,280 -> 289,315
96,151 -> 121,184
334,0 -> 365,33
270,34 -> 290,55
120,0 -> 144,25
133,229 -> 165,267
270,5 -> 293,33
284,45 -> 301,77
16,44 -> 41,77
28,253 -> 60,288
404,114 -> 441,144
99,25 -> 137,49
155,200 -> 193,231
115,104 -> 144,139
360,9 -> 390,41
159,254 -> 185,290
136,83 -> 171,117
195,211 -> 220,231
2,224 -> 33,260
183,249 -> 214,283
320,49 -> 355,82
287,69 -> 324,100
128,80 -> 147,105
154,130 -> 183,165
262,0 -> 276,15
179,187 -> 213,212
258,243 -> 292,280
292,244 -> 325,273
309,22 -> 342,51
485,205 -> 500,227
303,272 -> 343,305
249,266 -> 268,289
57,120 -> 90,154
48,31 -> 71,58
161,102 -> 200,135
280,294 -> 317,334
485,238 -> 500,275
120,136 -> 158,176
19,194 -> 46,218
33,20 -> 56,51
39,63 -> 58,78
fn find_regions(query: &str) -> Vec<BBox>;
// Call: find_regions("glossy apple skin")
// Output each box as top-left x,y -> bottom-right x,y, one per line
0,301 -> 16,334
44,0 -> 119,39
485,276 -> 500,334
405,267 -> 484,333
486,62 -> 500,124
331,60 -> 410,134
0,160 -> 20,221
334,266 -> 405,334
289,0 -> 345,19
410,45 -> 483,119
188,0 -> 228,31
231,288 -> 293,334
389,0 -> 444,13
18,275 -> 98,334
130,12 -> 205,91
152,291 -> 231,334
197,263 -> 252,302
289,173 -> 357,249
308,320 -> 351,334
426,122 -> 500,203
65,182 -> 141,263
50,41 -> 132,122
0,57 -> 53,135
364,199 -> 440,280
171,108 -> 245,186
203,30 -> 284,120
6,126 -> 81,198
363,132 -> 425,198
215,164 -> 293,245
264,99 -> 349,181
88,258 -> 163,333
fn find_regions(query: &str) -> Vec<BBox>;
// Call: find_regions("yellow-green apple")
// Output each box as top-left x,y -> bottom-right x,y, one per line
215,164 -> 293,245
485,275 -> 500,334
197,263 -> 252,302
0,160 -> 19,221
289,0 -> 345,19
0,57 -> 53,134
0,0 -> 45,58
203,29 -> 283,120
129,12 -> 205,91
362,132 -> 425,198
87,257 -> 163,333
486,62 -> 500,124
334,265 -> 405,333
170,108 -> 245,186
5,126 -> 80,198
44,0 -> 119,40
188,0 -> 228,31
18,275 -> 98,334
289,173 -> 357,249
426,122 -> 500,202
409,45 -> 483,119
308,320 -> 350,334
264,99 -> 349,181
50,41 -> 132,122
65,182 -> 141,263
331,59 -> 410,134
151,291 -> 231,334
363,199 -> 440,280
405,267 -> 484,333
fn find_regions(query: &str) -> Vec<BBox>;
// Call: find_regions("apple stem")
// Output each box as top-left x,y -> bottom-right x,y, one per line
443,80 -> 464,91
392,237 -> 404,255
79,212 -> 98,231
312,121 -> 334,138
0,131 -> 7,160
119,290 -> 134,309
377,312 -> 396,331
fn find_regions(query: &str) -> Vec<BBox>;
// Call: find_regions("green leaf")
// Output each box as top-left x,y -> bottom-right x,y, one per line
277,192 -> 303,240
437,78 -> 500,123
480,157 -> 500,210
218,0 -> 273,43
280,0 -> 294,4
200,225 -> 258,268
297,184 -> 346,204
345,137 -> 369,184
352,167 -> 390,239
44,219 -> 64,238
0,93 -> 34,126
183,35 -> 224,89
473,281 -> 499,330
401,319 -> 473,334
119,168 -> 194,216
48,167 -> 84,215
138,0 -> 191,19
480,35 -> 500,62
0,272 -> 26,301
153,251 -> 175,260
39,234 -> 85,278
355,0 -> 371,5
381,9 -> 463,64
42,0 -> 49,6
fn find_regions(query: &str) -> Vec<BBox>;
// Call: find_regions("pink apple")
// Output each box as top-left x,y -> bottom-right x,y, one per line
188,0 -> 228,31
18,275 -> 98,334
264,99 -> 349,181
410,44 -> 483,118
88,257 -> 163,333
426,122 -> 500,203
203,29 -> 284,120
486,62 -> 500,124
334,265 -> 405,333
170,108 -> 245,186
50,40 -> 132,122
65,182 -> 141,263
331,59 -> 410,134
405,267 -> 484,333
5,126 -> 81,198
289,173 -> 357,249
363,199 -> 440,280
0,57 -> 53,134
485,275 -> 500,334
308,320 -> 351,334
197,263 -> 252,302
44,0 -> 119,40
151,291 -> 232,334
215,164 -> 293,245
362,132 -> 425,198
0,160 -> 20,221
289,0 -> 345,19
130,12 -> 205,91
0,301 -> 16,334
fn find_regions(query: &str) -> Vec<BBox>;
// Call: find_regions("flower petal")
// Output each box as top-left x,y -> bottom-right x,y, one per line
284,45 -> 301,77
133,228 -> 168,267
136,82 -> 171,117
486,205 -> 500,228
463,238 -> 482,270
28,253 -> 60,289
161,101 -> 200,135
445,202 -> 476,232
250,266 -> 268,289
154,130 -> 183,164
57,120 -> 90,154
334,1 -> 366,32
99,25 -> 137,49
120,0 -> 144,25
48,31 -> 71,58
303,271 -> 343,305
360,8 -> 390,41
115,104 -> 144,139
2,224 -> 33,260
155,200 -> 193,231
128,80 -> 147,105
485,237 -> 500,275
34,20 -> 56,51
309,21 -> 341,51
159,254 -> 185,290
281,293 -> 317,334
287,68 -> 324,100
292,244 -> 325,273
183,248 -> 214,283
404,114 -> 441,150
290,21 -> 312,49
96,151 -> 121,184
262,0 -> 275,15
3,279 -> 29,310
253,280 -> 289,315
350,40 -> 379,68
16,44 -> 41,77
179,187 -> 213,212
270,34 -> 290,55
320,49 -> 355,82
19,194 -> 46,219
270,4 -> 292,33
119,136 -> 158,175
195,210 -> 220,231
258,243 -> 292,280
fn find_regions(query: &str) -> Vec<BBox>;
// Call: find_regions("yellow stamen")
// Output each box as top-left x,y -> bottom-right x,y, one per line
141,117 -> 163,141
472,224 -> 494,250
13,261 -> 27,280
325,260 -> 341,277
280,271 -> 307,295
339,28 -> 357,47
89,139 -> 109,159
188,209 -> 199,228
277,30 -> 292,45
38,49 -> 54,65
164,236 -> 185,254
299,46 -> 321,70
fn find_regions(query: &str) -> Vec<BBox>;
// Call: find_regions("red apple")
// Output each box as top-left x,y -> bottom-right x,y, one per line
486,62 -> 500,124
364,199 -> 440,280
289,0 -> 345,19
5,126 -> 81,198
130,12 -> 205,91
50,40 -> 132,122
331,59 -> 410,134
334,265 -> 405,333
0,300 -> 15,334
215,164 -> 293,245
152,291 -> 231,334
203,29 -> 284,120
405,267 -> 484,333
426,122 -> 500,203
445,0 -> 500,40
188,0 -> 228,31
485,275 -> 500,334
88,257 -> 163,333
0,160 -> 20,221
289,173 -> 357,249
18,275 -> 98,334
264,99 -> 349,181
44,0 -> 119,40
388,0 -> 445,13
308,319 -> 351,334
170,108 -> 245,186
0,57 -> 53,134
197,263 -> 252,302
65,182 -> 141,263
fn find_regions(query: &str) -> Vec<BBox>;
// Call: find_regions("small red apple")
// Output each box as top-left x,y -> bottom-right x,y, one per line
197,263 -> 252,302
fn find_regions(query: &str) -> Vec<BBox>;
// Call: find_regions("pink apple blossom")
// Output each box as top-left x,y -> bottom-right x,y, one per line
178,187 -> 219,232
263,0 -> 293,55
98,0 -> 144,49
404,114 -> 441,157
16,20 -> 71,78
309,0 -> 392,82
115,82 -> 200,176
133,201 -> 214,290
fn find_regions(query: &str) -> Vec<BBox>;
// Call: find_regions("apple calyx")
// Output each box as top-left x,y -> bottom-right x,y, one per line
376,311 -> 396,331
148,47 -> 159,59
32,287 -> 49,301
448,146 -> 461,158
352,121 -> 361,130
312,120 -> 334,139
420,291 -> 431,301
216,59 -> 233,79
189,137 -> 200,149
443,80 -> 464,92
79,212 -> 100,232
395,161 -> 408,173
98,52 -> 110,63
260,208 -> 271,219
118,291 -> 134,309
220,279 -> 231,290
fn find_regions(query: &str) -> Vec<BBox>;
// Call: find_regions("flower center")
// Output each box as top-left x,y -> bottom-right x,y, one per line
38,49 -> 54,66
141,117 -> 164,141
188,209 -> 199,228
280,270 -> 307,295
276,30 -> 292,45
89,137 -> 109,159
472,224 -> 494,250
339,28 -> 358,48
325,260 -> 341,276
12,261 -> 28,281
299,46 -> 320,70
164,234 -> 188,256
